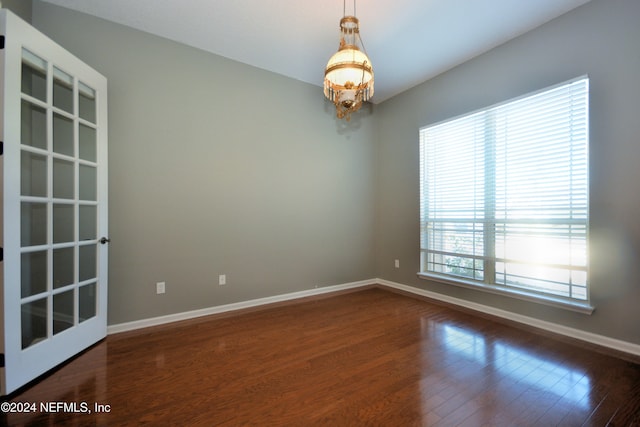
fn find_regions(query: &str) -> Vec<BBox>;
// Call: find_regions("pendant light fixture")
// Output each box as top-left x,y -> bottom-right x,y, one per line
324,0 -> 374,121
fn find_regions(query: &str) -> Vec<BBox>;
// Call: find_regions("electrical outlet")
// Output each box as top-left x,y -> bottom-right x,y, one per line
395,259 -> 400,269
219,274 -> 226,285
156,281 -> 166,294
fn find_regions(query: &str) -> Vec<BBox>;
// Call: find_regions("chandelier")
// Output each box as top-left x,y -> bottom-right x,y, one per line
324,0 -> 374,121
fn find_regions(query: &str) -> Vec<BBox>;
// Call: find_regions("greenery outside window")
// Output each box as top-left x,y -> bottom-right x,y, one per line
419,77 -> 590,311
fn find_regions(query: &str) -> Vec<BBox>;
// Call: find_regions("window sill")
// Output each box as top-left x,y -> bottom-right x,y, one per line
417,272 -> 594,315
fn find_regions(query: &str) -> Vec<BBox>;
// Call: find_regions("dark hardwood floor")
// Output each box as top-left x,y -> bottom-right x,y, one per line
3,287 -> 640,426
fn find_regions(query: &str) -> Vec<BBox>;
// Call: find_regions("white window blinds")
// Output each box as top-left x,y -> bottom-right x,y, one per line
419,77 -> 589,302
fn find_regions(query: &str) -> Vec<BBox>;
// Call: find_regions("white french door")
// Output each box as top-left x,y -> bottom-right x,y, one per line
0,10 -> 108,395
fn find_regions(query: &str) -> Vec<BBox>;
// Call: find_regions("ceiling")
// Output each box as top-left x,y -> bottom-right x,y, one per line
40,0 -> 592,103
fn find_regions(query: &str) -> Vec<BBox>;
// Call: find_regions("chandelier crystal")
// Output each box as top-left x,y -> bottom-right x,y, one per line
324,4 -> 374,121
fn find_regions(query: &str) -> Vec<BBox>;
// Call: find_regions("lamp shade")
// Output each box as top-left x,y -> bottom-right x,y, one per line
324,47 -> 373,101
324,16 -> 374,120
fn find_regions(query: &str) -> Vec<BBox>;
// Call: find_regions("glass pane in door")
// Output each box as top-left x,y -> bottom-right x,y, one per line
21,202 -> 47,247
53,247 -> 74,289
53,204 -> 74,244
53,67 -> 73,113
79,165 -> 97,201
53,113 -> 74,156
21,298 -> 48,349
79,124 -> 97,162
53,158 -> 74,199
53,290 -> 74,335
79,205 -> 97,240
21,49 -> 47,101
79,245 -> 96,282
21,101 -> 47,149
21,251 -> 47,297
78,82 -> 96,123
79,283 -> 97,322
21,151 -> 47,197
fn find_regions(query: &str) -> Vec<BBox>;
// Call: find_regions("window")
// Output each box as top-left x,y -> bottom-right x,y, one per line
419,77 -> 589,308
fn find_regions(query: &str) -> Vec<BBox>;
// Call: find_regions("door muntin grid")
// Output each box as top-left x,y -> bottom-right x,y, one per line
20,48 -> 99,349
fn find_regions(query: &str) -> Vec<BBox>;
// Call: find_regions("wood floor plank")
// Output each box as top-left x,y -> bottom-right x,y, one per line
3,287 -> 640,426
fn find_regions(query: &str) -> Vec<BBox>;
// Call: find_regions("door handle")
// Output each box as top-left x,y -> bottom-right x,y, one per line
99,237 -> 110,244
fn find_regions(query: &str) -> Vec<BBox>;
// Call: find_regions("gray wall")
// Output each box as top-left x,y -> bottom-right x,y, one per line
376,0 -> 640,344
2,0 -> 31,22
32,1 -> 377,325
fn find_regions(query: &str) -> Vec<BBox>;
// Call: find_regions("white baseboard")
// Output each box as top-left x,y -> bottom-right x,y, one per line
108,277 -> 640,359
107,279 -> 376,335
377,278 -> 640,358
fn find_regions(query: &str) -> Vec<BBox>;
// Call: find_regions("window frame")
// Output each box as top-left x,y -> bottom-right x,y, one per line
418,76 -> 593,314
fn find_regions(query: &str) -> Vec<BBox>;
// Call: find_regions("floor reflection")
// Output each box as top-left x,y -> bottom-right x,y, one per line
441,324 -> 487,365
4,341 -> 107,426
420,318 -> 593,422
494,341 -> 590,408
